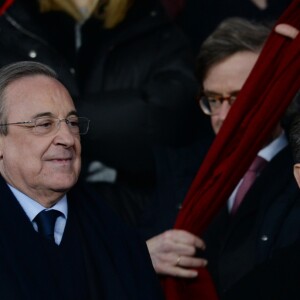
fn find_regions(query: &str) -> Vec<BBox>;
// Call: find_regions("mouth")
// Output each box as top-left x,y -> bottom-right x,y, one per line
50,157 -> 72,163
52,157 -> 72,161
44,151 -> 76,166
46,159 -> 76,172
46,157 -> 74,166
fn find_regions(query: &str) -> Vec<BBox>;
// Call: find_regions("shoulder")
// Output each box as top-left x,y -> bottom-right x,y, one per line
68,180 -> 145,242
223,240 -> 300,300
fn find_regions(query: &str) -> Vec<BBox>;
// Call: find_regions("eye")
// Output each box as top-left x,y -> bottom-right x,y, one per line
35,118 -> 54,128
229,96 -> 238,104
67,117 -> 79,127
208,97 -> 220,106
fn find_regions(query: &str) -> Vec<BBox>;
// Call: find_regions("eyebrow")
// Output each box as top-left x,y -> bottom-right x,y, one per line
31,110 -> 78,119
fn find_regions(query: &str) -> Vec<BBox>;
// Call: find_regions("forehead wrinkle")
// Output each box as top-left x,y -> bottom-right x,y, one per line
4,76 -> 76,122
30,110 -> 78,120
31,112 -> 55,119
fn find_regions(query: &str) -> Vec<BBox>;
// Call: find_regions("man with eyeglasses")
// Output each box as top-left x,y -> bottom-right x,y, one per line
0,61 -> 163,300
196,17 -> 295,293
145,17 -> 300,296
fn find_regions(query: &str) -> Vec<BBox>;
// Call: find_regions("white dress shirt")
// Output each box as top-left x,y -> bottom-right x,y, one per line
8,184 -> 68,245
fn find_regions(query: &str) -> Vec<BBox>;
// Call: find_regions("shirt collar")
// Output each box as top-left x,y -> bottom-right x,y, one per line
258,131 -> 288,162
7,184 -> 68,222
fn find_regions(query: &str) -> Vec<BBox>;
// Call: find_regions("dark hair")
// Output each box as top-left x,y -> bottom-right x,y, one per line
0,61 -> 58,135
288,91 -> 300,163
196,17 -> 272,88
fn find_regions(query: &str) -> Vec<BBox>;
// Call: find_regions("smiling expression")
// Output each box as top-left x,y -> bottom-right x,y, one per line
0,75 -> 81,207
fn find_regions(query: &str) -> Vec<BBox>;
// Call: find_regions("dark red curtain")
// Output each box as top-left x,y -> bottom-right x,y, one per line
162,0 -> 300,299
160,0 -> 186,18
0,0 -> 14,15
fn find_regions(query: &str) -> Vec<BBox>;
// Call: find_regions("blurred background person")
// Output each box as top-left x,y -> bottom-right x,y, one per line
161,0 -> 292,54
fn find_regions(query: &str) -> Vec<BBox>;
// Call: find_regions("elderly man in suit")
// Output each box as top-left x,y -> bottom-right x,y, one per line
0,61 -> 163,300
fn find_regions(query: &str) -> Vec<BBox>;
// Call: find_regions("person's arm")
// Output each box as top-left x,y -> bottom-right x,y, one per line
275,23 -> 299,39
146,229 -> 207,278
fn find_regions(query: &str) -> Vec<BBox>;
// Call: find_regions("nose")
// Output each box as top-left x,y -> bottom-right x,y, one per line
218,101 -> 231,121
53,121 -> 77,147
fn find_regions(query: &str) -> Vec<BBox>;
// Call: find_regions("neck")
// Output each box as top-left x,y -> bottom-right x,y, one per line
263,124 -> 283,148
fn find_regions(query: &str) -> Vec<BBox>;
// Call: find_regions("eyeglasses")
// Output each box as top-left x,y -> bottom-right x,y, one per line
199,94 -> 237,115
0,116 -> 90,136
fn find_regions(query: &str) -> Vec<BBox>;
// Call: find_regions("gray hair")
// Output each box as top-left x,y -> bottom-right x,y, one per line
196,17 -> 272,88
0,61 -> 58,135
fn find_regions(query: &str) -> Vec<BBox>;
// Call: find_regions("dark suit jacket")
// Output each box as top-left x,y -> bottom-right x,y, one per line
223,239 -> 300,300
0,176 -> 164,300
139,135 -> 212,239
203,146 -> 300,295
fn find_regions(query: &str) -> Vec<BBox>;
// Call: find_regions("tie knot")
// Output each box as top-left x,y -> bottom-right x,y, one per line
249,156 -> 267,173
34,210 -> 62,242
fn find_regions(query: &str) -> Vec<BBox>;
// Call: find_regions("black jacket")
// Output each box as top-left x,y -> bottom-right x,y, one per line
139,135 -> 212,238
177,0 -> 292,53
0,176 -> 164,300
203,146 -> 300,295
0,0 -> 199,181
223,239 -> 300,300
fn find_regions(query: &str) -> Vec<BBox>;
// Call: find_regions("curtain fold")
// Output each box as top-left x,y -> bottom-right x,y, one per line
0,0 -> 14,16
162,1 -> 300,299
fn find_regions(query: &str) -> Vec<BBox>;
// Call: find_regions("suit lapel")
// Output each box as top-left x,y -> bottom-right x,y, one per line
0,176 -> 61,299
219,146 -> 292,247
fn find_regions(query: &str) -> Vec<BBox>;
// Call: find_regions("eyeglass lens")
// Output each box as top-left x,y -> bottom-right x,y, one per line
34,117 -> 89,135
200,95 -> 237,115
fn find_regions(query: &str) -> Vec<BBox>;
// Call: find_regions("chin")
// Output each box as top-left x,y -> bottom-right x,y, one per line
49,175 -> 79,192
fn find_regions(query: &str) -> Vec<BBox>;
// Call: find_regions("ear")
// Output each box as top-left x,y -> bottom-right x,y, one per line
293,164 -> 300,188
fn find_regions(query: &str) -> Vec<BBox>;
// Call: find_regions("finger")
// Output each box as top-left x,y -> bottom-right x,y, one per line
173,268 -> 199,278
157,263 -> 199,278
168,229 -> 206,250
275,24 -> 299,39
176,256 -> 208,268
153,253 -> 208,277
160,261 -> 208,278
169,241 -> 198,256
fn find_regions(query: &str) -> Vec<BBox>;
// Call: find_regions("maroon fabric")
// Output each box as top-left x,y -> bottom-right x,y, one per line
0,0 -> 14,16
160,0 -> 186,18
162,1 -> 300,299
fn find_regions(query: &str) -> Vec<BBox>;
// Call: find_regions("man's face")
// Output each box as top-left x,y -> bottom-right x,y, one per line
0,75 -> 81,206
203,51 -> 259,134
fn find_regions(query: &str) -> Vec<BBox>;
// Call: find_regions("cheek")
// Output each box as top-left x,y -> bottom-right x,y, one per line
74,149 -> 81,174
4,135 -> 47,164
10,144 -> 43,169
211,116 -> 220,134
1,142 -> 43,185
74,139 -> 81,162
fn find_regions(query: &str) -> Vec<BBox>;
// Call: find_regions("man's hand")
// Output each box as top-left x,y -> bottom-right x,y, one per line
146,229 -> 207,278
275,23 -> 299,39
